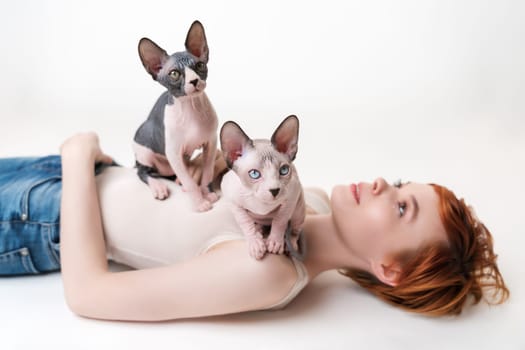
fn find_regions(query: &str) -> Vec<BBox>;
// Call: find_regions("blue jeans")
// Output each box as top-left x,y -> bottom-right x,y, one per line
0,156 -> 115,275
0,156 -> 62,275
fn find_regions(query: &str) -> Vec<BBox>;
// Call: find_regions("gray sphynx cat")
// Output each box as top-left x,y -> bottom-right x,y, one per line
133,20 -> 219,212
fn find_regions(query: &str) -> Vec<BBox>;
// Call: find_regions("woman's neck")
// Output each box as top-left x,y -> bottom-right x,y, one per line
302,214 -> 370,279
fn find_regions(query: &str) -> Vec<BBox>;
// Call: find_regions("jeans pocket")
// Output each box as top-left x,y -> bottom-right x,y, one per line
0,247 -> 39,276
22,176 -> 62,223
44,224 -> 61,267
0,160 -> 62,223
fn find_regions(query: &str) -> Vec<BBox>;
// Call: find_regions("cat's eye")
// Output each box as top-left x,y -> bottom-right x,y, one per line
279,165 -> 290,176
248,169 -> 261,179
169,70 -> 181,80
195,62 -> 207,71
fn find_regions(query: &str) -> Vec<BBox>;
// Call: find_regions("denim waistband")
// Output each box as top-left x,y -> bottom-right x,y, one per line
0,155 -> 119,223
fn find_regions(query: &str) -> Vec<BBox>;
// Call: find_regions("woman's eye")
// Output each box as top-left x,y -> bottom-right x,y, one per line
279,165 -> 290,176
248,169 -> 261,179
195,62 -> 207,71
393,179 -> 403,188
398,202 -> 407,217
169,70 -> 181,80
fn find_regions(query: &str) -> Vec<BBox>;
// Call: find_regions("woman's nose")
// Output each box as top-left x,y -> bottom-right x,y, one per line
372,177 -> 388,195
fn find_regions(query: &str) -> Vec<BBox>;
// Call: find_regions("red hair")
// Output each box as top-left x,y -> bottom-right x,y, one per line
341,184 -> 509,316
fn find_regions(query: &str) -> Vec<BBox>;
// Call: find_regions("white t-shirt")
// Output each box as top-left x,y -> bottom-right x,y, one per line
96,166 -> 330,309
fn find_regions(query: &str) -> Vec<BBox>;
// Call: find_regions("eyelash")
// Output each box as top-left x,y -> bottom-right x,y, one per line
394,179 -> 407,217
398,202 -> 407,217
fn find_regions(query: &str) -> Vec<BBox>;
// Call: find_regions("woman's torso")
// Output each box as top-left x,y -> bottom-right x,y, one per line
95,167 -> 332,309
96,166 -> 246,267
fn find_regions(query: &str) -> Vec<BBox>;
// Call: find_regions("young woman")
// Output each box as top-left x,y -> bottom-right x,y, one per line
0,132 -> 508,320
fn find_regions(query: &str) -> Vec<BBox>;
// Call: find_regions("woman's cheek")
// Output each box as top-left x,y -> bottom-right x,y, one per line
361,206 -> 393,243
365,204 -> 390,228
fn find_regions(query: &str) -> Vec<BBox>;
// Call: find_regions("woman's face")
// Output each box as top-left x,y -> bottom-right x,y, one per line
331,178 -> 447,267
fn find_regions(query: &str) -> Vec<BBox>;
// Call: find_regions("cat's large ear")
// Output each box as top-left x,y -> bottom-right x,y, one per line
220,121 -> 253,168
138,38 -> 168,80
185,20 -> 209,63
271,115 -> 299,161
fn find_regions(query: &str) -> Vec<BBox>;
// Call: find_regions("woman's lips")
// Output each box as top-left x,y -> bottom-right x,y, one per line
350,183 -> 360,204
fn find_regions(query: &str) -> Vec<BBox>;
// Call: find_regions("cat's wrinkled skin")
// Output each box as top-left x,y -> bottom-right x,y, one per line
220,116 -> 305,259
133,20 -> 219,212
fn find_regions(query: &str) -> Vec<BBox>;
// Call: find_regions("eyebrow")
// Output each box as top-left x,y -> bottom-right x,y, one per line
410,194 -> 419,222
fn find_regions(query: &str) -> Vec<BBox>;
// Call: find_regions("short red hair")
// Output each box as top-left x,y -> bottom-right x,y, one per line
341,184 -> 509,316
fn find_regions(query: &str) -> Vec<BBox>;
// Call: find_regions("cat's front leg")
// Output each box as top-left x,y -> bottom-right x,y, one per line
199,141 -> 219,203
166,147 -> 212,212
267,200 -> 299,254
266,217 -> 289,255
247,233 -> 266,260
231,206 -> 266,260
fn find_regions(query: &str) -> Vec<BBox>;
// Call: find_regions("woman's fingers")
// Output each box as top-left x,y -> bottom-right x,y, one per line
97,153 -> 114,164
60,131 -> 113,164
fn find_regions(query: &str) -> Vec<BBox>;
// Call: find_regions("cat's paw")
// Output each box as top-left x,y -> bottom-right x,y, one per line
147,177 -> 170,200
266,234 -> 285,255
247,235 -> 266,260
204,191 -> 219,203
195,199 -> 213,212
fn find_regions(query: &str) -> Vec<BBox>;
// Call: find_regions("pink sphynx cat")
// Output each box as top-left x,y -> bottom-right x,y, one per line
220,115 -> 306,260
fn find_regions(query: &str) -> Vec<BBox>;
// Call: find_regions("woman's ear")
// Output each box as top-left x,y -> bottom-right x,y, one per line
370,260 -> 402,287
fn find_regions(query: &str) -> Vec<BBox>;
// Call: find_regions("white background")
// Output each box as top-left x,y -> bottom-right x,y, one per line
0,1 -> 524,349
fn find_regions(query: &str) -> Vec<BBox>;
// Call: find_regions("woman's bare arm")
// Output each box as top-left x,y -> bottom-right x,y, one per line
59,132 -> 297,321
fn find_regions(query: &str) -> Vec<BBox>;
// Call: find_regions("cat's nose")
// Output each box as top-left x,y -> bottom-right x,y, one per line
189,79 -> 199,87
270,188 -> 280,198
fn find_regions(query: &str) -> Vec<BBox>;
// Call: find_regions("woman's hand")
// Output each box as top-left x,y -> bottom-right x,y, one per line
60,131 -> 113,165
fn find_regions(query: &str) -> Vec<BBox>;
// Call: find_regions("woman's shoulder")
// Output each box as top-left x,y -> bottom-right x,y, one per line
304,186 -> 331,215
